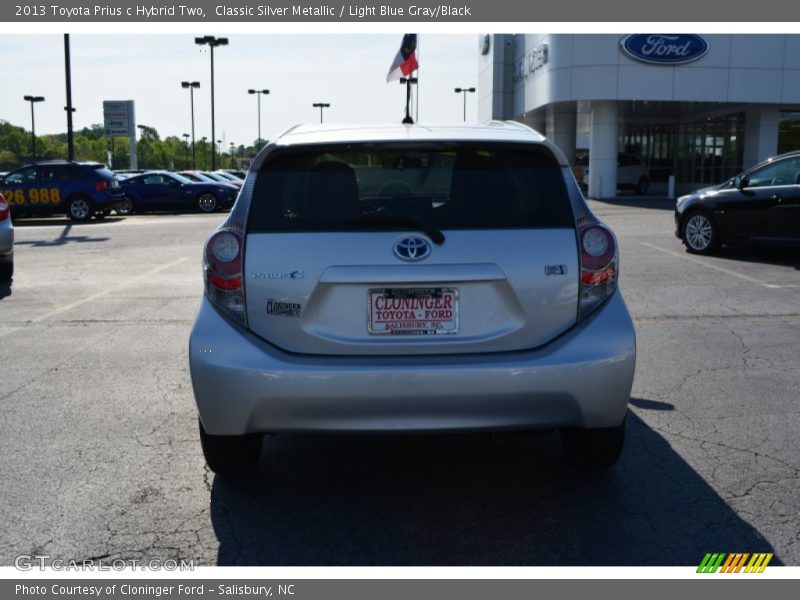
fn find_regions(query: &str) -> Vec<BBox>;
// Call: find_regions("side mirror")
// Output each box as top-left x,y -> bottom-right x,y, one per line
735,175 -> 748,189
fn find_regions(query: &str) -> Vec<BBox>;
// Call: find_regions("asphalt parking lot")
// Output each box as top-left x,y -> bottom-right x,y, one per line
1,200 -> 798,566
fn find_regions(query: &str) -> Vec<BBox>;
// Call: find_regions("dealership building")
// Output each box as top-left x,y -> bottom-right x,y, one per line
478,34 -> 800,196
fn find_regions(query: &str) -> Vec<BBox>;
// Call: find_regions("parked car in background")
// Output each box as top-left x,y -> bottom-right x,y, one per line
178,170 -> 218,184
119,171 -> 238,213
0,193 -> 13,281
220,169 -> 247,179
0,161 -> 124,221
675,151 -> 800,254
214,171 -> 244,184
573,153 -> 650,195
200,171 -> 243,188
114,169 -> 146,179
181,170 -> 244,188
189,122 -> 636,476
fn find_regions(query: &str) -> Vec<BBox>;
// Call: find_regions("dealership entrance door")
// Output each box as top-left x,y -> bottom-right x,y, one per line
619,102 -> 747,193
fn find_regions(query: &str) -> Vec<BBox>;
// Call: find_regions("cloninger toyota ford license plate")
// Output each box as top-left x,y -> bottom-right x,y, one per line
368,288 -> 458,335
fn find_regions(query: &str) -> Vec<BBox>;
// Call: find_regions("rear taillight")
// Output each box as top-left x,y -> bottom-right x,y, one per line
578,224 -> 618,321
0,195 -> 8,221
96,180 -> 108,192
560,166 -> 619,322
204,229 -> 246,326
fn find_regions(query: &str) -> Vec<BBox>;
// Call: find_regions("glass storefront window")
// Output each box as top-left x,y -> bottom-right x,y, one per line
622,112 -> 744,186
778,112 -> 800,154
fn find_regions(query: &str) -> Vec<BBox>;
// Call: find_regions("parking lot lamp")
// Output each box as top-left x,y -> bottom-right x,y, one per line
454,87 -> 476,122
194,36 -> 228,170
200,136 -> 208,169
312,102 -> 330,124
248,89 -> 269,151
181,81 -> 200,168
23,95 -> 45,161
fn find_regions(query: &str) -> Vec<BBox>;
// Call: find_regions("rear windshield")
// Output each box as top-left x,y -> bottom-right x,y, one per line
247,142 -> 574,233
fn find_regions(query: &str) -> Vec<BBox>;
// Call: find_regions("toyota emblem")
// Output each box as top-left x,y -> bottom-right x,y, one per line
393,237 -> 432,261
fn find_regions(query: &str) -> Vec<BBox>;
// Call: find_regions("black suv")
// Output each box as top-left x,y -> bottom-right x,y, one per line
0,161 -> 125,221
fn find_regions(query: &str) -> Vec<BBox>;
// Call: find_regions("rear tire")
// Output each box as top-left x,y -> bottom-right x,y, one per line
0,261 -> 12,282
67,195 -> 93,222
116,196 -> 134,216
636,176 -> 649,195
199,419 -> 262,476
197,193 -> 218,213
560,416 -> 625,468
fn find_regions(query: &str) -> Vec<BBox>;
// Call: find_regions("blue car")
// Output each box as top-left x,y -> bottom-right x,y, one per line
0,161 -> 125,221
119,171 -> 238,214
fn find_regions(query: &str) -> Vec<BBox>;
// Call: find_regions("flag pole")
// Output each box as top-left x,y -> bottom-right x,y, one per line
401,77 -> 415,124
415,35 -> 419,122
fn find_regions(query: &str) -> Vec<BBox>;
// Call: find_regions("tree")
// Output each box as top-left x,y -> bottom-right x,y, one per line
0,120 -> 257,171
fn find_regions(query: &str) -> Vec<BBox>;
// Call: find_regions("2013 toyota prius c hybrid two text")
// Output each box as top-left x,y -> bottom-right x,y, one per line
188,122 -> 636,476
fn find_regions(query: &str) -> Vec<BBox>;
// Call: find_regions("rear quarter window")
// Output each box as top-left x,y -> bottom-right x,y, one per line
247,142 -> 574,233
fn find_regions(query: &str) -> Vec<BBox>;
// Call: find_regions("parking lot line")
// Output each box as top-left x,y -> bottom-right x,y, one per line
640,242 -> 784,288
31,256 -> 190,322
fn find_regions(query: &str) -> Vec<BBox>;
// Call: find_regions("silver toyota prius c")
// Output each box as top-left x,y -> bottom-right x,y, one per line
189,121 -> 636,475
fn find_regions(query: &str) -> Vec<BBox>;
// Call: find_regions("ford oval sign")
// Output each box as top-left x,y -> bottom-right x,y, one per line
621,34 -> 708,65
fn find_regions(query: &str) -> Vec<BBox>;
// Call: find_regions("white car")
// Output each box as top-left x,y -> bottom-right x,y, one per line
189,122 -> 636,476
574,153 -> 650,194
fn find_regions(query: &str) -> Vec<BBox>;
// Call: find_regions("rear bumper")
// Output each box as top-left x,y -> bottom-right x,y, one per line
189,291 -> 636,435
0,223 -> 13,259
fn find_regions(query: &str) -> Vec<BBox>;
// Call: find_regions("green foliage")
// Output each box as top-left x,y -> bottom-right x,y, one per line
0,120 -> 259,171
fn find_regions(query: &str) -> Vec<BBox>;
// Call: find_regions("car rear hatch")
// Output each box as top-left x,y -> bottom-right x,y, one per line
242,141 -> 579,355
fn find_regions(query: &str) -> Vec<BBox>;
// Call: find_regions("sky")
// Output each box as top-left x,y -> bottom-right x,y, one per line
0,34 -> 479,146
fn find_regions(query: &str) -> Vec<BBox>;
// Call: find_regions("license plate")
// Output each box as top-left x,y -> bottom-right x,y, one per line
368,288 -> 458,335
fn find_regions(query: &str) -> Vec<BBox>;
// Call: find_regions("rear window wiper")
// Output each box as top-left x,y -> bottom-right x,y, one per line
341,214 -> 445,245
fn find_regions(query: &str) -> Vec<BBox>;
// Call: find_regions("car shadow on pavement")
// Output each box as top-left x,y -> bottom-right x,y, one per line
589,197 -> 676,211
14,223 -> 110,247
12,217 -> 125,227
0,281 -> 11,300
208,410 -> 779,566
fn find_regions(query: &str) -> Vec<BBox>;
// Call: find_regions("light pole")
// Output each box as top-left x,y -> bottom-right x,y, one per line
137,124 -> 148,168
194,36 -> 228,170
216,140 -> 222,169
182,133 -> 190,167
229,142 -> 235,168
64,34 -> 75,161
312,102 -> 330,124
454,87 -> 476,122
181,81 -> 200,168
248,89 -> 269,151
200,136 -> 208,169
23,95 -> 45,161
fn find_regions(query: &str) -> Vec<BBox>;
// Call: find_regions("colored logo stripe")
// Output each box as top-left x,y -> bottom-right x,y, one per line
720,553 -> 749,573
697,552 -> 773,573
697,553 -> 726,573
745,553 -> 773,573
